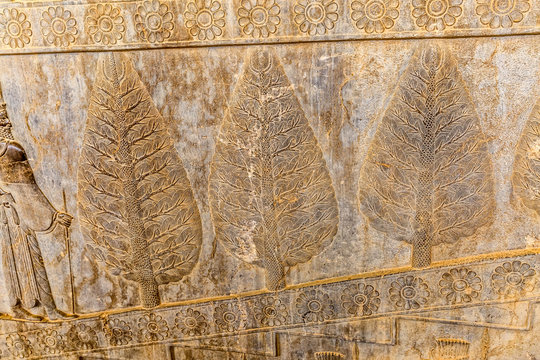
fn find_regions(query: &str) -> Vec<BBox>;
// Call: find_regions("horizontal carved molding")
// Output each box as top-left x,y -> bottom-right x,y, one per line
0,252 -> 537,358
0,0 -> 537,55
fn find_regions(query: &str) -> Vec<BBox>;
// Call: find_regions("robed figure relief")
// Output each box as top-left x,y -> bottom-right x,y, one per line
0,87 -> 75,321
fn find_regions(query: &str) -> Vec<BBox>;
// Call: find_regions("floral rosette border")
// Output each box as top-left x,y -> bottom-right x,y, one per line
0,253 -> 537,359
0,0 -> 536,53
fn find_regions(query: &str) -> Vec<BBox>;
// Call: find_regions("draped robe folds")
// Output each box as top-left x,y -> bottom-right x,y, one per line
0,139 -> 61,311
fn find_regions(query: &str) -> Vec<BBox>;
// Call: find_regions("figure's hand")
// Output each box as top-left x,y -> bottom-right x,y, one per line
56,212 -> 73,228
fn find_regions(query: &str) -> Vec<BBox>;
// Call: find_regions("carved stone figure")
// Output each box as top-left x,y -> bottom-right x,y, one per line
0,85 -> 75,321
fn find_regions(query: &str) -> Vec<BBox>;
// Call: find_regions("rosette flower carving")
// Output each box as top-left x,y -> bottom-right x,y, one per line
135,0 -> 174,43
6,334 -> 33,358
40,6 -> 78,47
36,330 -> 65,355
293,0 -> 339,35
341,283 -> 380,316
137,313 -> 170,341
295,289 -> 335,322
476,0 -> 530,28
439,267 -> 483,304
67,324 -> 98,351
351,0 -> 399,33
254,296 -> 288,326
411,0 -> 463,31
176,308 -> 209,336
491,261 -> 536,297
0,9 -> 32,49
214,303 -> 244,332
85,4 -> 126,45
389,275 -> 430,310
104,318 -> 133,346
238,0 -> 281,38
184,0 -> 226,40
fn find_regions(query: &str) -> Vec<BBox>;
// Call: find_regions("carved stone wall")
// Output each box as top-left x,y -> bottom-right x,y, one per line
0,0 -> 538,359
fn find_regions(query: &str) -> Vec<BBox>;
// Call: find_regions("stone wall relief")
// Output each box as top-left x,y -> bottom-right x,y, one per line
0,39 -> 537,359
358,44 -> 495,268
2,252 -> 533,357
208,49 -> 339,291
0,0 -> 535,53
77,52 -> 203,308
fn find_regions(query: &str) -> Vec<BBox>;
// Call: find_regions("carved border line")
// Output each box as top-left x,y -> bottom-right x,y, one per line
398,300 -> 539,331
0,0 -> 537,55
0,247 -> 535,324
0,247 -> 537,321
0,253 -> 537,358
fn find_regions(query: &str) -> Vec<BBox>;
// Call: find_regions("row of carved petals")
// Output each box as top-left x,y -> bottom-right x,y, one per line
0,0 -> 533,49
2,260 -> 537,358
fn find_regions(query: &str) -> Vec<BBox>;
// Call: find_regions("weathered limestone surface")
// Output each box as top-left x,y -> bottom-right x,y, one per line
0,0 -> 538,358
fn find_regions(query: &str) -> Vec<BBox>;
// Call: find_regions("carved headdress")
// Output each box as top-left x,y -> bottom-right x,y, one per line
0,83 -> 34,183
0,83 -> 14,140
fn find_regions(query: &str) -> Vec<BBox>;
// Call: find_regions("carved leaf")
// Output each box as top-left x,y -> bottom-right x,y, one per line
209,50 -> 339,290
358,45 -> 494,267
78,52 -> 202,306
512,98 -> 540,215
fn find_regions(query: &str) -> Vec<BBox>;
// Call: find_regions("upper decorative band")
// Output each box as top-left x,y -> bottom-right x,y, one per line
0,0 -> 537,54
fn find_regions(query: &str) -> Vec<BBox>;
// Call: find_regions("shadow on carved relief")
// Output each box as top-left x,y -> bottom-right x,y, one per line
358,44 -> 495,268
0,86 -> 76,322
512,97 -> 540,216
77,52 -> 203,308
208,49 -> 339,291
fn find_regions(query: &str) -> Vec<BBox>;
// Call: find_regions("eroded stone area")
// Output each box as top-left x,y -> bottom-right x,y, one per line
0,1 -> 537,358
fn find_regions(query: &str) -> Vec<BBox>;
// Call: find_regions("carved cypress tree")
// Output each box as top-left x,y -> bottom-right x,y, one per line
209,50 -> 339,291
512,98 -> 540,215
78,52 -> 202,307
358,45 -> 494,268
